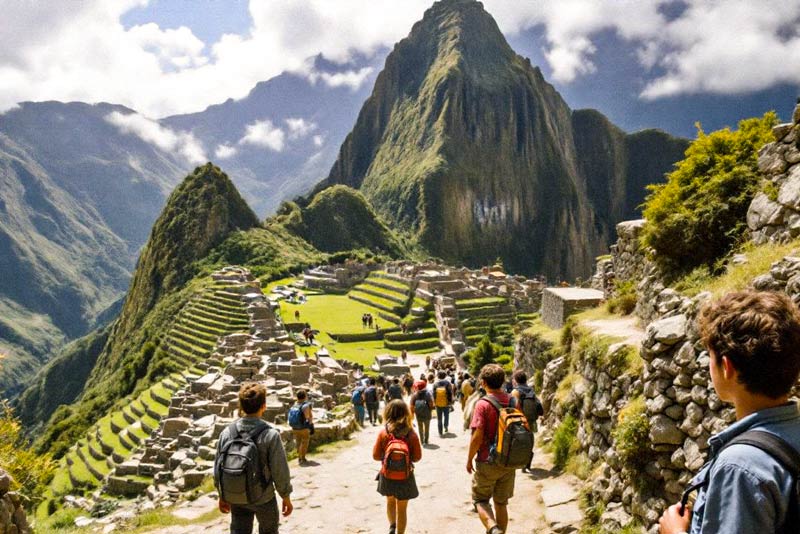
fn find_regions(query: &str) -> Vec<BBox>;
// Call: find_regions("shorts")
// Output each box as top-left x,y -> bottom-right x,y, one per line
471,461 -> 516,505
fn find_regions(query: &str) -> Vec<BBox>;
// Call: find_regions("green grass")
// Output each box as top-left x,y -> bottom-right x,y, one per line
456,296 -> 507,308
523,318 -> 562,345
365,274 -> 410,291
280,293 -> 399,334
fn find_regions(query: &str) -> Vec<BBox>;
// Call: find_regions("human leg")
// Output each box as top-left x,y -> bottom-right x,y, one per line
436,407 -> 444,435
495,504 -> 509,532
294,429 -> 310,462
386,496 -> 397,531
252,499 -> 280,534
442,406 -> 450,432
421,417 -> 430,444
395,499 -> 409,534
230,505 -> 255,534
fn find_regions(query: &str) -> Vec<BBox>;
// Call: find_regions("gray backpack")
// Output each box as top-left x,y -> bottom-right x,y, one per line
215,422 -> 270,504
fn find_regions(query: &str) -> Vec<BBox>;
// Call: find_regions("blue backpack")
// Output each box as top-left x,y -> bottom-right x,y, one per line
351,387 -> 365,406
288,402 -> 309,429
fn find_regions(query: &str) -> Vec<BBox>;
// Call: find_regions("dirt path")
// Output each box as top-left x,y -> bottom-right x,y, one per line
582,316 -> 644,346
155,399 -> 568,534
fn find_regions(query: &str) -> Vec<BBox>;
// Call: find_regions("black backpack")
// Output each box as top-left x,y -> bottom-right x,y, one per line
215,422 -> 270,505
388,384 -> 403,400
682,429 -> 800,533
414,391 -> 432,419
515,385 -> 544,425
365,386 -> 378,404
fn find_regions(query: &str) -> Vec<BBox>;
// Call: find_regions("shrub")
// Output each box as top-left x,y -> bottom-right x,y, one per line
612,397 -> 651,469
605,280 -> 637,315
0,402 -> 55,508
466,335 -> 501,375
641,112 -> 777,278
553,414 -> 579,470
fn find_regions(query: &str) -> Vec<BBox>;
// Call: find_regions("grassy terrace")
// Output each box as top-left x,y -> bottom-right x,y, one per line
48,282 -> 250,498
280,275 -> 440,366
455,296 -> 517,347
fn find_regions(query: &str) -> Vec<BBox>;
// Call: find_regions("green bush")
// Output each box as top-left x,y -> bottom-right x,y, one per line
553,414 -> 579,471
0,402 -> 55,508
466,335 -> 501,375
641,113 -> 777,278
605,280 -> 637,315
612,397 -> 651,469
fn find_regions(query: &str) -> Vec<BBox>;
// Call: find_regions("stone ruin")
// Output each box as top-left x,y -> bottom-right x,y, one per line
104,267 -> 359,503
0,469 -> 30,534
302,262 -> 375,291
540,287 -> 604,329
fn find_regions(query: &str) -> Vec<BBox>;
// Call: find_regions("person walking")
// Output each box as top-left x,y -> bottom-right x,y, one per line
387,378 -> 404,401
659,291 -> 800,534
510,370 -> 543,473
466,364 -> 517,534
351,383 -> 366,426
215,382 -> 293,534
460,372 -> 475,410
433,371 -> 454,436
409,382 -> 434,445
365,378 -> 381,425
288,389 -> 314,465
373,399 -> 422,534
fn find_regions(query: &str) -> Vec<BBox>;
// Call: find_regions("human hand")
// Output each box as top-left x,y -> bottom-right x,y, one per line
658,502 -> 691,534
466,457 -> 474,474
218,498 -> 231,514
282,497 -> 294,517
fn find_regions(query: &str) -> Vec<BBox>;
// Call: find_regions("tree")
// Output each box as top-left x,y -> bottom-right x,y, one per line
641,112 -> 777,278
467,335 -> 501,375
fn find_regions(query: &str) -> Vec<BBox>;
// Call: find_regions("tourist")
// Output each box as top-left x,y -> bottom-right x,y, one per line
409,382 -> 433,445
215,382 -> 293,534
387,378 -> 404,401
659,291 -> 800,534
365,378 -> 380,425
294,309 -> 300,321
460,372 -> 474,410
425,355 -> 431,370
351,383 -> 366,426
368,314 -> 374,328
373,399 -> 422,534
433,371 -> 454,436
403,374 -> 414,396
401,349 -> 408,364
466,364 -> 517,534
362,313 -> 368,328
288,389 -> 314,465
510,370 -> 543,473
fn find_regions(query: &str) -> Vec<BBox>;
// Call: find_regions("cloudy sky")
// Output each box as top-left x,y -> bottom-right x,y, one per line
2,0 -> 799,137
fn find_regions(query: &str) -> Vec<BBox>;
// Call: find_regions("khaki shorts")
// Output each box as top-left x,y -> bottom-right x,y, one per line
292,428 -> 310,448
471,462 -> 516,505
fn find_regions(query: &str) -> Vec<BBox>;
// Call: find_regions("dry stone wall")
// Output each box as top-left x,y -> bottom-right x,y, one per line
0,470 -> 30,534
534,225 -> 800,532
748,100 -> 800,244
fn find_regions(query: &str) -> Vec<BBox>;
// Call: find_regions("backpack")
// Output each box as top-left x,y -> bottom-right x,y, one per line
481,395 -> 534,469
682,429 -> 800,534
288,402 -> 308,430
515,385 -> 544,425
414,391 -> 432,419
351,387 -> 365,405
380,429 -> 412,481
388,384 -> 403,400
434,382 -> 450,408
214,422 -> 270,505
365,386 -> 378,404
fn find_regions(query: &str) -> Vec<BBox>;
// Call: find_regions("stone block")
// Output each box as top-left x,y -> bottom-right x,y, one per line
161,418 -> 191,438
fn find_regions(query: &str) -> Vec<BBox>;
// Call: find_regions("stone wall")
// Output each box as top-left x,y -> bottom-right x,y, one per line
747,100 -> 800,244
0,470 -> 31,534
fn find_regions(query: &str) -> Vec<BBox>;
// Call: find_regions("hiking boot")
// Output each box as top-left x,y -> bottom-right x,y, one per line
389,524 -> 396,534
487,526 -> 503,534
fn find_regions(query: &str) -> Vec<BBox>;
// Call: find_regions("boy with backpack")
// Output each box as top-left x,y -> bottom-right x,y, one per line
409,382 -> 434,445
365,378 -> 380,425
511,370 -> 544,473
433,371 -> 453,436
288,389 -> 314,465
467,364 -> 533,534
659,290 -> 800,534
215,382 -> 293,534
351,383 -> 366,426
387,378 -> 404,401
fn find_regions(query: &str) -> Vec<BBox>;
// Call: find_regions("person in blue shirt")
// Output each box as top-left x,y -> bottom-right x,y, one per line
659,290 -> 800,534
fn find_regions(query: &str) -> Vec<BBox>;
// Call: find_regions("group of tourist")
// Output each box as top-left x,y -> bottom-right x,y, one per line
214,289 -> 800,534
361,313 -> 377,329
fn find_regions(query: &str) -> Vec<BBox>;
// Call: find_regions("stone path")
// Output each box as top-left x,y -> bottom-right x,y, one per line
149,400 -> 585,534
581,316 -> 644,347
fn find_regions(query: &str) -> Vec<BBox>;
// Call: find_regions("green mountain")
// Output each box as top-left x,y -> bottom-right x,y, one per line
320,0 -> 688,279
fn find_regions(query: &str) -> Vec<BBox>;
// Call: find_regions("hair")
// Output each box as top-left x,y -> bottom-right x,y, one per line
393,378 -> 400,384
480,364 -> 506,390
420,373 -> 426,380
296,389 -> 307,401
437,370 -> 446,379
368,377 -> 376,385
699,290 -> 800,399
427,373 -> 434,382
239,382 -> 266,415
513,370 -> 528,385
383,399 -> 412,435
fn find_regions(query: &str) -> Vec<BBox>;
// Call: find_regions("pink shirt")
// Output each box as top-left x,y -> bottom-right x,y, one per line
470,393 -> 512,462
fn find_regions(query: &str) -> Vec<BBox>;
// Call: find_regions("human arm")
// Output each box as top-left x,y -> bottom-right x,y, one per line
265,430 -> 293,499
373,430 -> 386,461
467,427 -> 483,474
659,503 -> 691,534
409,430 -> 422,463
409,393 -> 416,417
303,403 -> 313,425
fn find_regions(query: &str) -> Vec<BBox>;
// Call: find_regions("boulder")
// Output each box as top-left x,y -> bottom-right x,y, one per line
747,192 -> 786,230
162,418 -> 192,438
778,166 -> 800,208
647,314 -> 688,346
650,415 -> 685,445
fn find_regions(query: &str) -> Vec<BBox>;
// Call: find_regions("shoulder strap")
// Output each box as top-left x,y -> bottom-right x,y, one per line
724,430 -> 800,475
228,421 -> 241,440
481,395 -> 504,413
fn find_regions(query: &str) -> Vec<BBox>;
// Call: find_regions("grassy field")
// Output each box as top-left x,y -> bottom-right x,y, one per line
280,293 -> 399,335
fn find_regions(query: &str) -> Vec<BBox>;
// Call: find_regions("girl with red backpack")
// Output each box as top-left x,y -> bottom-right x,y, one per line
372,399 -> 422,534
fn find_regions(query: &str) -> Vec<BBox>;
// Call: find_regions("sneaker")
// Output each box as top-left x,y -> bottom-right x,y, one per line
389,524 -> 396,534
487,526 -> 503,534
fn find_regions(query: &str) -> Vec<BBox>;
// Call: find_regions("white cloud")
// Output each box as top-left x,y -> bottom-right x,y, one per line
313,135 -> 324,147
285,118 -> 318,140
215,143 -> 238,159
239,120 -> 285,152
105,111 -> 206,163
2,0 -> 800,115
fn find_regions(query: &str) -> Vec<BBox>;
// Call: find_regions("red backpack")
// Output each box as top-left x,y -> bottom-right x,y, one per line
380,429 -> 412,481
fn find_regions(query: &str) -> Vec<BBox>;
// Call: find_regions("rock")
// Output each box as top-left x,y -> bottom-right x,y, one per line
161,418 -> 191,439
683,438 -> 705,471
747,192 -> 786,230
774,122 -> 794,140
647,314 -> 688,346
0,470 -> 10,494
758,143 -> 787,174
650,415 -> 685,445
778,166 -> 800,208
